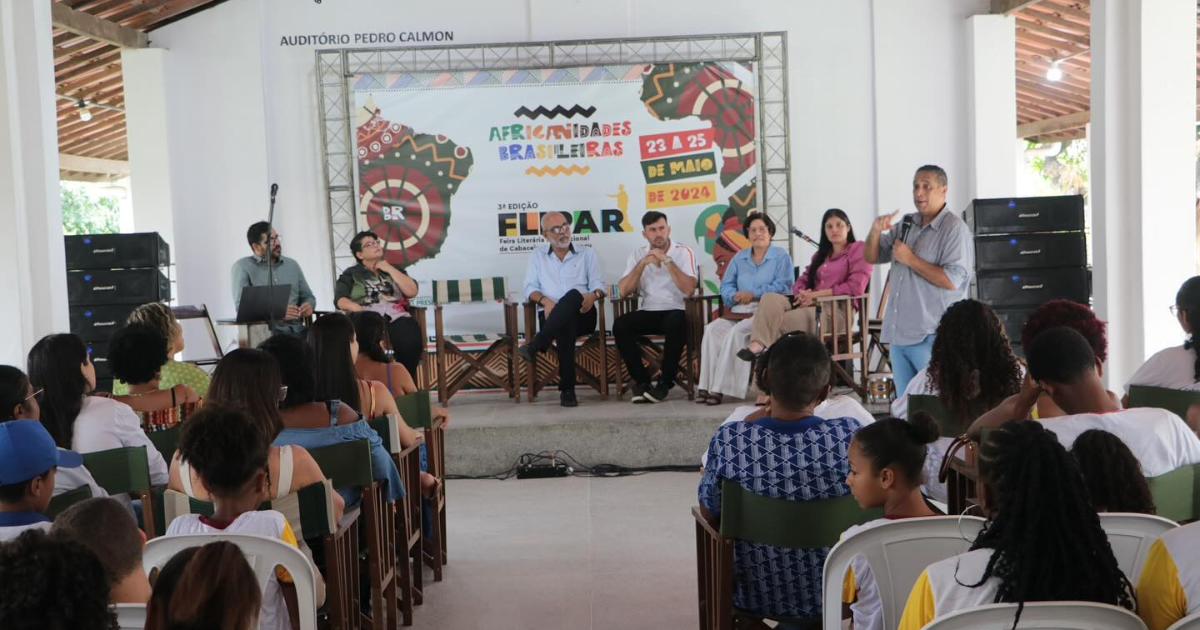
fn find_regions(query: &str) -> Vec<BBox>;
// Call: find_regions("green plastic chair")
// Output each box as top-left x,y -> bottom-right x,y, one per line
45,485 -> 93,520
147,425 -> 181,464
694,480 -> 882,629
1146,464 -> 1200,523
1128,385 -> 1200,420
308,440 -> 399,629
394,390 -> 433,430
82,446 -> 158,537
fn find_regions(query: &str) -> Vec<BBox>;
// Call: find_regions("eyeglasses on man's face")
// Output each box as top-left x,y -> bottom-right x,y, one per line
545,223 -> 571,235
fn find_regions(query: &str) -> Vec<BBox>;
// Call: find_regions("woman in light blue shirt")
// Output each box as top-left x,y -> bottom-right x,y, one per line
697,214 -> 794,405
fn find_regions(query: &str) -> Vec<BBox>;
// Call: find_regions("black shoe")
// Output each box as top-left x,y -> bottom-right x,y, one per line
560,391 -> 578,407
643,384 -> 670,403
631,382 -> 651,404
518,343 -> 536,364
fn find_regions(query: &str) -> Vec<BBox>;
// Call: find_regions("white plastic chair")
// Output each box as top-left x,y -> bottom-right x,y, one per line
114,603 -> 146,630
1167,612 -> 1200,630
925,601 -> 1146,629
1099,512 -> 1177,583
822,515 -> 987,630
143,533 -> 319,630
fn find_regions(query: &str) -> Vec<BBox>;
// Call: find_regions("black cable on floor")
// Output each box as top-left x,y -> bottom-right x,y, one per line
446,450 -> 700,480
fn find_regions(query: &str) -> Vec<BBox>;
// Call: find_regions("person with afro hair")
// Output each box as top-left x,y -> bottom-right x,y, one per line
108,323 -> 200,428
0,529 -> 118,630
1019,299 -> 1119,417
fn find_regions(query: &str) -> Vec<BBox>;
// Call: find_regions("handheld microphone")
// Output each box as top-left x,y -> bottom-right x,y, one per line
270,183 -> 279,203
789,227 -> 820,248
899,214 -> 915,242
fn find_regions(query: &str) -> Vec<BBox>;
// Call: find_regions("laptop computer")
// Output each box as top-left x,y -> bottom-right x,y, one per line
235,284 -> 292,323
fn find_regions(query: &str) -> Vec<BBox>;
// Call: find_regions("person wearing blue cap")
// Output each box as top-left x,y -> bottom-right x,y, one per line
0,419 -> 85,541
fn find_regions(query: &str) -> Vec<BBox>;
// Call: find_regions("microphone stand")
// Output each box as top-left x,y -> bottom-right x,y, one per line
266,183 -> 278,328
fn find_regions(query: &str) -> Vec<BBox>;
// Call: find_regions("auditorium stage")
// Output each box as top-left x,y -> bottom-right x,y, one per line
440,388 -> 888,477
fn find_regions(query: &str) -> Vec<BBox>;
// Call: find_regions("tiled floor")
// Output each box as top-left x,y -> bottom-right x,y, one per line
414,472 -> 701,630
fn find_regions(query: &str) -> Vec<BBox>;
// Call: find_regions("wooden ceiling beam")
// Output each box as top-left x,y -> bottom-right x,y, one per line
59,153 -> 130,177
1018,5 -> 1090,33
1015,67 -> 1091,93
1016,95 -> 1076,118
62,128 -> 127,154
60,119 -> 126,146
1025,1 -> 1091,23
106,0 -> 181,25
93,145 -> 130,161
58,75 -> 124,101
1016,50 -> 1091,73
51,2 -> 148,49
59,66 -> 124,93
55,48 -> 120,81
54,40 -> 111,63
991,0 -> 1048,15
1016,17 -> 1090,46
1019,31 -> 1090,56
1017,111 -> 1090,138
57,111 -> 124,137
1017,78 -> 1091,108
70,138 -> 129,160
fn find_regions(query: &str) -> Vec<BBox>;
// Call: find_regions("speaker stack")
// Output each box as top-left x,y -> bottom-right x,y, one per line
966,195 -> 1089,354
64,233 -> 171,393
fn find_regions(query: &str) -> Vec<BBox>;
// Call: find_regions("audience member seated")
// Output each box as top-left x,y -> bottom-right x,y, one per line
842,414 -> 942,630
108,323 -> 201,431
335,230 -> 424,378
740,208 -> 871,361
891,299 -> 1023,501
114,302 -> 211,398
165,405 -> 325,630
898,420 -> 1135,629
1125,276 -> 1200,397
971,327 -> 1200,478
174,349 -> 343,523
145,540 -> 262,630
309,313 -> 436,497
0,529 -> 117,630
27,334 -> 169,499
0,365 -> 107,500
0,419 -> 84,541
1020,299 -> 1118,417
1070,429 -> 1156,514
696,213 -> 793,406
697,332 -> 861,619
51,497 -> 151,604
349,310 -> 450,425
258,335 -> 403,506
1137,513 -> 1200,629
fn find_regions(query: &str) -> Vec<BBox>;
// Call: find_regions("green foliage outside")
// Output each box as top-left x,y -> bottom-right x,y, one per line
1026,139 -> 1089,201
60,182 -> 120,235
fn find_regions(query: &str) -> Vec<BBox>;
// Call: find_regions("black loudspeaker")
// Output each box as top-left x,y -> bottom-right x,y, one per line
977,268 -> 1090,308
995,307 -> 1032,348
85,340 -> 111,380
965,195 -> 1085,235
69,305 -> 139,342
65,233 -> 169,270
67,269 -> 170,306
975,232 -> 1087,271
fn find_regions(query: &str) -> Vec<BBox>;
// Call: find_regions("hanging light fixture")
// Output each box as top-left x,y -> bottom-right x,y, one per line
1046,61 -> 1063,82
76,99 -> 92,122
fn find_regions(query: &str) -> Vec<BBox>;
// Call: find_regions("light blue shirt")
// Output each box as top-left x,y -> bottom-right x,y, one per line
874,206 -> 974,345
720,246 -> 794,306
523,244 -> 605,303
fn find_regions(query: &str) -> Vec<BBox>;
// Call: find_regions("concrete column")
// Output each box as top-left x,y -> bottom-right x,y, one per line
1091,0 -> 1197,388
0,0 -> 70,366
967,14 -> 1017,199
121,48 -> 176,248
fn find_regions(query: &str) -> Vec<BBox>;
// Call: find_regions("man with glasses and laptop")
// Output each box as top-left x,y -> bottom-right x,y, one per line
519,212 -> 606,407
231,221 -> 317,336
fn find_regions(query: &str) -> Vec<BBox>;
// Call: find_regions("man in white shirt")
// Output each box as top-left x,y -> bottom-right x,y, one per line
614,211 -> 698,403
972,326 -> 1200,477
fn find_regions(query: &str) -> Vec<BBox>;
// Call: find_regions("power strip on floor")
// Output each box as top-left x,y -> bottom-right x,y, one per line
516,461 -> 572,479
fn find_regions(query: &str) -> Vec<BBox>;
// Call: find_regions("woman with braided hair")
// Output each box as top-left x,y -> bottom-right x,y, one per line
898,420 -> 1135,630
1070,429 -> 1156,514
891,299 -> 1022,502
1125,276 -> 1200,396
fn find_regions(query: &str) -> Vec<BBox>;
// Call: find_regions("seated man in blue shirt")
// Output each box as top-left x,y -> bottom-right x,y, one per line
698,332 -> 862,620
519,211 -> 606,408
230,221 -> 317,336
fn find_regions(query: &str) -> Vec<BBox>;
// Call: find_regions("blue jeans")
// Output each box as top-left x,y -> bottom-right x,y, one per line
891,334 -> 935,397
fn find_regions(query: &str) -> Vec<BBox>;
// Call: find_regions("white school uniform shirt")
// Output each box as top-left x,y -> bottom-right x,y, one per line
1125,345 -> 1200,394
1042,407 -> 1200,477
166,510 -> 299,630
622,240 -> 697,311
1137,520 -> 1200,630
841,518 -> 900,630
898,549 -> 1003,630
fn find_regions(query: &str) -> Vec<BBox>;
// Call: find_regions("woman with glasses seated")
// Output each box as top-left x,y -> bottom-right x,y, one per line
169,349 -> 345,522
334,231 -> 425,381
1125,276 -> 1200,397
108,324 -> 201,432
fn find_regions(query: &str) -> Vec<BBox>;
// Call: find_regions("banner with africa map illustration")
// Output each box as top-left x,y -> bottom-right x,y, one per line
351,62 -> 762,330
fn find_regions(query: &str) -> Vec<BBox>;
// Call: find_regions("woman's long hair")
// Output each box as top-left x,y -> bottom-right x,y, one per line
925,300 -> 1022,426
309,313 -> 361,413
1176,276 -> 1200,380
806,208 -> 857,290
1070,429 -> 1156,515
144,541 -> 262,630
206,349 -> 284,441
27,334 -> 90,448
966,421 -> 1135,627
349,311 -> 393,364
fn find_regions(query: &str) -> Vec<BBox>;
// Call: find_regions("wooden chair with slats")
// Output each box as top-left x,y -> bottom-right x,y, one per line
368,414 -> 426,623
866,271 -> 893,373
395,391 -> 448,580
814,292 -> 870,397
430,277 -> 519,404
612,281 -> 701,401
82,446 -> 159,538
521,296 -> 610,401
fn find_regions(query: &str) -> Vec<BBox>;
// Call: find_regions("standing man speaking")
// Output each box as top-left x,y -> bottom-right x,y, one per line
864,165 -> 973,395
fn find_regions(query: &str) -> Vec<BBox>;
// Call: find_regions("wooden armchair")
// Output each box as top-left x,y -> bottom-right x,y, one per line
520,297 -> 610,401
611,289 -> 701,400
430,277 -> 519,405
814,293 -> 870,398
866,271 -> 892,373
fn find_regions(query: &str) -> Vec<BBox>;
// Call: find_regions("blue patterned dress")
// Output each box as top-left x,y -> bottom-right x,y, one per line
698,415 -> 860,618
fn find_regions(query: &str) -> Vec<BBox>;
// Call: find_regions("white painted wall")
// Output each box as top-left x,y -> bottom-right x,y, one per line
967,14 -> 1017,199
143,0 -> 986,355
122,48 -> 177,250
